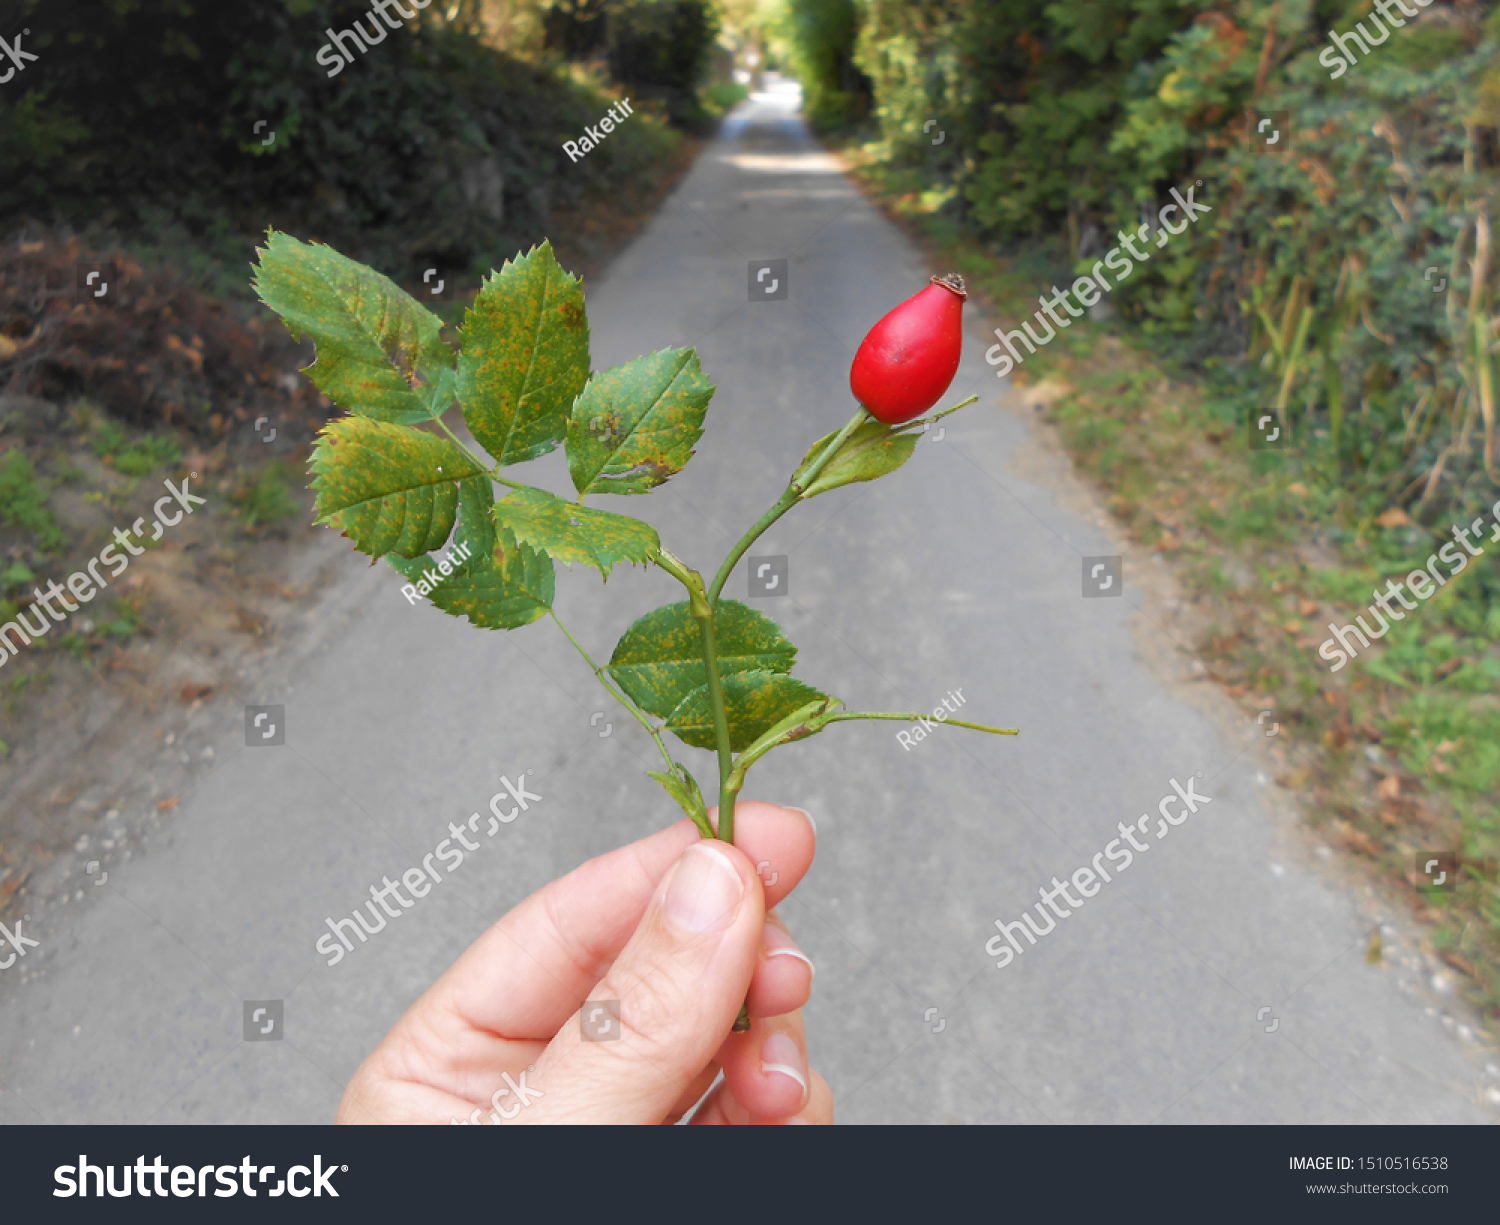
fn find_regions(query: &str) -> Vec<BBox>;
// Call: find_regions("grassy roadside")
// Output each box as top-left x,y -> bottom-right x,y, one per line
839,145 -> 1500,1033
0,114 -> 707,742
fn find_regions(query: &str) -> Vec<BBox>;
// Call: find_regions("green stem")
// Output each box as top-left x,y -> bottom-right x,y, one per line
894,394 -> 979,434
433,414 -> 496,475
706,406 -> 870,605
652,548 -> 738,842
822,712 -> 1020,735
432,414 -> 533,490
693,585 -> 737,841
707,487 -> 798,606
549,609 -> 679,778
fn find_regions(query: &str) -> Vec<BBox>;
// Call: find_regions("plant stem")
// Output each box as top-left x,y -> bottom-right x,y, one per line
895,394 -> 979,433
692,581 -> 737,841
707,487 -> 798,606
433,414 -> 496,474
821,711 -> 1020,735
432,414 -> 534,490
706,406 -> 870,605
652,548 -> 738,842
549,609 -> 679,777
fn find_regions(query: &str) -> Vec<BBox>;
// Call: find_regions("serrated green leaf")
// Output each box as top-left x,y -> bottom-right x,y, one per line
493,486 -> 658,579
310,417 -> 485,558
666,671 -> 830,752
456,242 -> 590,467
253,231 -> 455,424
607,600 -> 797,719
646,768 -> 714,837
792,420 -> 918,498
389,477 -> 554,628
566,348 -> 714,496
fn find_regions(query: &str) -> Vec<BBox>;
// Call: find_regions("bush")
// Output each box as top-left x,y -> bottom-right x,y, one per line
0,1 -> 678,277
781,0 -> 871,131
787,0 -> 1500,522
607,0 -> 722,123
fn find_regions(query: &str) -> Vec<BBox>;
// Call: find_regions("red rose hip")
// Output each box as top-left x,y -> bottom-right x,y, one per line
849,273 -> 966,424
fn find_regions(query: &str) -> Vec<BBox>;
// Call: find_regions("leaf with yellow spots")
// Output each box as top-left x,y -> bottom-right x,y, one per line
456,242 -> 591,467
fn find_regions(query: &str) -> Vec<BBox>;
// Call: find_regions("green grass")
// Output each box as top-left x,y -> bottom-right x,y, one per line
232,461 -> 300,527
90,419 -> 182,476
1,561 -> 36,592
700,80 -> 750,118
0,449 -> 68,553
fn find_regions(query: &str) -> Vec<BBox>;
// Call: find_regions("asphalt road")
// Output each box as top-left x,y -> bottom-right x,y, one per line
1,79 -> 1494,1125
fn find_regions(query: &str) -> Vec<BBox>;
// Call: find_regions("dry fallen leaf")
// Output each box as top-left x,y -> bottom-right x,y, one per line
1335,819 -> 1382,856
1440,950 -> 1476,978
1377,775 -> 1401,801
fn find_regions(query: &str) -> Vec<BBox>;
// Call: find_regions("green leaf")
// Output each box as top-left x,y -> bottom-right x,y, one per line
493,486 -> 659,580
252,230 -> 455,424
792,419 -> 918,498
666,671 -> 831,752
646,767 -> 714,838
607,599 -> 797,719
566,348 -> 714,496
389,477 -> 554,628
456,241 -> 590,467
309,417 -> 486,559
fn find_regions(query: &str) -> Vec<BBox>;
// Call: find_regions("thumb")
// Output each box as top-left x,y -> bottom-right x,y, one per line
522,840 -> 764,1124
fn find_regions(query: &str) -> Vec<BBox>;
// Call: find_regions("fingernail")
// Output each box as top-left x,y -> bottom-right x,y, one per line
759,1031 -> 808,1099
787,806 -> 816,836
664,843 -> 744,934
763,923 -> 815,979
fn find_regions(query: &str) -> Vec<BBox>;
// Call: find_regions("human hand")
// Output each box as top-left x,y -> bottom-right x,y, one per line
337,801 -> 831,1124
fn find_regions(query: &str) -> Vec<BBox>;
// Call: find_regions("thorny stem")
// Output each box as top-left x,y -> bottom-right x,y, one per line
652,548 -> 738,842
549,609 -> 679,779
706,406 -> 871,606
692,584 -> 737,841
703,396 -> 977,607
897,394 -> 978,433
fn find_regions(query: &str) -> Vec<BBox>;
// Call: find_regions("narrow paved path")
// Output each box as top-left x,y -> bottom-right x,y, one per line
1,80 -> 1492,1124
